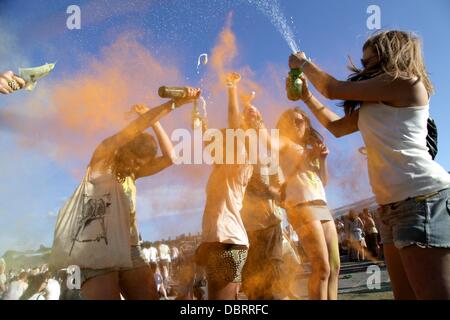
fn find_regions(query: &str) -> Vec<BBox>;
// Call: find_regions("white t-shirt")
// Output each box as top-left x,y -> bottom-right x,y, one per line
149,247 -> 158,263
142,247 -> 151,263
45,279 -> 61,300
2,280 -> 28,300
158,244 -> 171,261
171,247 -> 179,260
201,163 -> 253,246
89,170 -> 140,246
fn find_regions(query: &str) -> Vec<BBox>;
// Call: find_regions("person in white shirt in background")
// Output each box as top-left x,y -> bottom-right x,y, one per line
142,245 -> 151,264
158,243 -> 171,286
45,277 -> 61,300
2,271 -> 28,300
0,258 -> 7,299
20,273 -> 49,300
149,245 -> 159,268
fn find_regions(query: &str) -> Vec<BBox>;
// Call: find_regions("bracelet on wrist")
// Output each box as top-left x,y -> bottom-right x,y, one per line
226,82 -> 236,88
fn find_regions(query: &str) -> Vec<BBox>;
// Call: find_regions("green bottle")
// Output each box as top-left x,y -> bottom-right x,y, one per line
158,86 -> 188,99
287,68 -> 303,101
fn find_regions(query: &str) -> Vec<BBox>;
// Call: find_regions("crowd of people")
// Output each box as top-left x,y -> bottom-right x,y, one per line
2,30 -> 450,300
0,258 -> 64,300
334,208 -> 382,262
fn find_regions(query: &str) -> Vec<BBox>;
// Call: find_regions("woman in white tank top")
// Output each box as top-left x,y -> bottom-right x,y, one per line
252,106 -> 340,300
276,108 -> 340,300
288,30 -> 450,299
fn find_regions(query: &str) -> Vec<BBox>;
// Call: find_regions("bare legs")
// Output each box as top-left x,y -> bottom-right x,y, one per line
208,281 -> 240,300
294,213 -> 340,300
385,244 -> 450,299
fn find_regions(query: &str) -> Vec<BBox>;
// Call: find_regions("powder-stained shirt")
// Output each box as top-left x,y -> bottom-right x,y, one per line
241,165 -> 283,232
201,163 -> 253,247
279,143 -> 326,207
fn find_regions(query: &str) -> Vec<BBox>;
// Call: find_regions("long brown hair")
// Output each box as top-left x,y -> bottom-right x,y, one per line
276,107 -> 324,153
344,30 -> 434,114
104,133 -> 157,183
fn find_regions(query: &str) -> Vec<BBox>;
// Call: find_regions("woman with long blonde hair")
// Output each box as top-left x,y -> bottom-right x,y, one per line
289,30 -> 450,299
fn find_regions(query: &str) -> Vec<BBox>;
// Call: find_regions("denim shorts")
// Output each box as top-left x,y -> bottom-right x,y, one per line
80,245 -> 149,285
379,188 -> 450,249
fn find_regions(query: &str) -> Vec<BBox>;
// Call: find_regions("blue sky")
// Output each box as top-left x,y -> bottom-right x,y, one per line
0,0 -> 449,255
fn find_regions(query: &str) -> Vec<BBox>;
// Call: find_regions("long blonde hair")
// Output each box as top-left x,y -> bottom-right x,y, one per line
344,30 -> 434,114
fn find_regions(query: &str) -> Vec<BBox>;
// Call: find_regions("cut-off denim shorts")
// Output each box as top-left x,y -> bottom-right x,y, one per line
379,187 -> 450,249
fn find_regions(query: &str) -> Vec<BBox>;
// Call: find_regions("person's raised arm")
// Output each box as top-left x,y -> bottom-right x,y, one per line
286,75 -> 359,138
289,52 -> 418,103
226,72 -> 241,130
90,87 -> 200,166
126,104 -> 178,178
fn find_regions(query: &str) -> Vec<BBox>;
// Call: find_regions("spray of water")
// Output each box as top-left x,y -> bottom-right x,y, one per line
244,0 -> 300,53
196,53 -> 208,74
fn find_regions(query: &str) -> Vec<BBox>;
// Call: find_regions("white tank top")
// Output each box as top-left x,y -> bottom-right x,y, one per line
279,143 -> 327,207
358,102 -> 450,205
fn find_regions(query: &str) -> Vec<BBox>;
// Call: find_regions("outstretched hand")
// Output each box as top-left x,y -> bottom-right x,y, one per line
131,104 -> 150,115
288,51 -> 308,69
0,70 -> 26,95
243,103 -> 263,130
226,72 -> 241,86
173,87 -> 201,107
